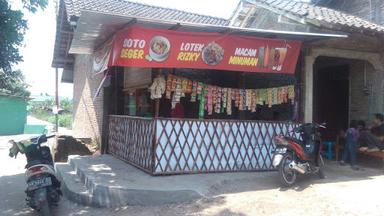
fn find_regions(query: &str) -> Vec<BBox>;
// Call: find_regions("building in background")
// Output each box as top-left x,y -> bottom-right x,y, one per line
51,0 -> 384,174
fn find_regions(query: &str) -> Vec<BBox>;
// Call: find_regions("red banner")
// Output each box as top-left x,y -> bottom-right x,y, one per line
109,26 -> 302,74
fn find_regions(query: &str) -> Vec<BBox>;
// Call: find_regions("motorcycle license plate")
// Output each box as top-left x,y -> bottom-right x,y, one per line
27,177 -> 52,190
272,154 -> 284,167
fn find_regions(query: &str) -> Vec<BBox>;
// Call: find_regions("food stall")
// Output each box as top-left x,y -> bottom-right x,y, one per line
105,26 -> 302,175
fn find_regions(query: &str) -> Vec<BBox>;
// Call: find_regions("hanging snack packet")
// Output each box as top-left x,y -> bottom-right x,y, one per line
215,87 -> 222,113
226,88 -> 232,115
239,89 -> 244,111
267,88 -> 273,108
198,85 -> 206,119
207,85 -> 213,115
191,81 -> 197,102
166,74 -> 173,99
197,82 -> 203,100
220,88 -> 228,113
235,89 -> 240,107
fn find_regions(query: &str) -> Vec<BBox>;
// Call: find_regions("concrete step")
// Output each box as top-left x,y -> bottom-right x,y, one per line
55,163 -> 97,207
57,155 -> 203,207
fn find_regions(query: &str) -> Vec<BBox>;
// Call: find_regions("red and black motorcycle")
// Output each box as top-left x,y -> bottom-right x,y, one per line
272,123 -> 326,187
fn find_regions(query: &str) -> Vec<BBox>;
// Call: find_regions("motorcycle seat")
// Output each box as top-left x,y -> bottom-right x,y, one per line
285,137 -> 302,145
25,160 -> 53,169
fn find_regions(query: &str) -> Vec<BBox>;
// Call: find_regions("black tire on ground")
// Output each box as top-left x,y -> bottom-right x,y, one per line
318,155 -> 326,179
34,187 -> 51,216
279,153 -> 297,187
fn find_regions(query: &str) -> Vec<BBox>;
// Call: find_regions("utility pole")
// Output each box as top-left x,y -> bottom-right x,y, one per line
55,67 -> 59,132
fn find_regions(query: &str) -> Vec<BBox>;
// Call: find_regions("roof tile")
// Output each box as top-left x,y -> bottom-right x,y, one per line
250,0 -> 384,33
63,0 -> 229,26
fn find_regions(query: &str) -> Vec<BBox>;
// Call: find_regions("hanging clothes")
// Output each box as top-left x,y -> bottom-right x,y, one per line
149,76 -> 166,99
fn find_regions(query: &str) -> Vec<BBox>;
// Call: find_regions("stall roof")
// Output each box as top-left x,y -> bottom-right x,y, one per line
69,10 -> 348,54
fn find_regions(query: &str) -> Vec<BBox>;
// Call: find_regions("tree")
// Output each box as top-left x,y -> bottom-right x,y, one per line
0,68 -> 30,97
0,0 -> 47,97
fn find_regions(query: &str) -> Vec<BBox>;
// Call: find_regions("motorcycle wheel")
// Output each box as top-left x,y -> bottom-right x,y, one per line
40,201 -> 51,216
318,155 -> 326,179
34,188 -> 51,216
279,153 -> 297,187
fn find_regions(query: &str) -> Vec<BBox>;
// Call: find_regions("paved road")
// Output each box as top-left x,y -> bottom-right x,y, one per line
1,136 -> 384,216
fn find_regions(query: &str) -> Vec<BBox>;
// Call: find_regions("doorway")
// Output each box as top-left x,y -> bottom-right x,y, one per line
314,58 -> 350,140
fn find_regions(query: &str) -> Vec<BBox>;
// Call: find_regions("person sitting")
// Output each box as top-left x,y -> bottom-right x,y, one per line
339,120 -> 359,170
359,113 -> 384,152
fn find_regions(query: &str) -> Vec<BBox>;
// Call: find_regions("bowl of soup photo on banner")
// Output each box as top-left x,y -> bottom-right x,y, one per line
149,36 -> 171,62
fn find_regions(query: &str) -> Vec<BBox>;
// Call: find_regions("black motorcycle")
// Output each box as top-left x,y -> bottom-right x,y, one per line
9,134 -> 62,216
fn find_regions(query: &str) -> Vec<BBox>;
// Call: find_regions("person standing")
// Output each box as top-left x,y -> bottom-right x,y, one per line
340,120 -> 360,170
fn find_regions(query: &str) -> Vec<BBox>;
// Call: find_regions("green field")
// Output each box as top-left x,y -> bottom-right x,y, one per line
29,97 -> 72,129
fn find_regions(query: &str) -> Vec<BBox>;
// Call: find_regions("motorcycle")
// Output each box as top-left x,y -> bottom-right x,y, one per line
272,123 -> 326,187
8,134 -> 62,216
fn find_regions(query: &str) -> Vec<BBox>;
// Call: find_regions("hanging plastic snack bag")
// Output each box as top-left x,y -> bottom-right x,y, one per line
207,85 -> 213,115
191,81 -> 197,102
235,89 -> 240,107
166,74 -> 173,99
198,85 -> 206,119
226,88 -> 232,115
267,88 -> 273,108
215,87 -> 222,113
187,80 -> 193,93
222,88 -> 227,113
239,89 -> 244,111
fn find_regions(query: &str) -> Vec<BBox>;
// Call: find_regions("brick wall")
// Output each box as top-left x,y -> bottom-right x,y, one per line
72,54 -> 104,141
349,60 -> 376,123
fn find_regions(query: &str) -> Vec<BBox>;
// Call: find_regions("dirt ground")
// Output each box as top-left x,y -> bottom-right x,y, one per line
50,161 -> 384,216
1,136 -> 383,216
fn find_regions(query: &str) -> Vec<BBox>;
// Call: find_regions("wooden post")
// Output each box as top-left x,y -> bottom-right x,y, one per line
55,67 -> 59,132
154,68 -> 162,118
155,99 -> 160,118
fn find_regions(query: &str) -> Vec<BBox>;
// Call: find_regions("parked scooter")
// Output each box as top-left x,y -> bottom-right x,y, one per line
8,134 -> 62,216
272,123 -> 326,187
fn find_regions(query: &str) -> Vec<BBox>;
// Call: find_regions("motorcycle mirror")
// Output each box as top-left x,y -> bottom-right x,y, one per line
8,141 -> 19,159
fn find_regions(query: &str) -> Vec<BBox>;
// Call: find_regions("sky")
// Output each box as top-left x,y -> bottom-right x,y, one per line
15,0 -> 240,98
